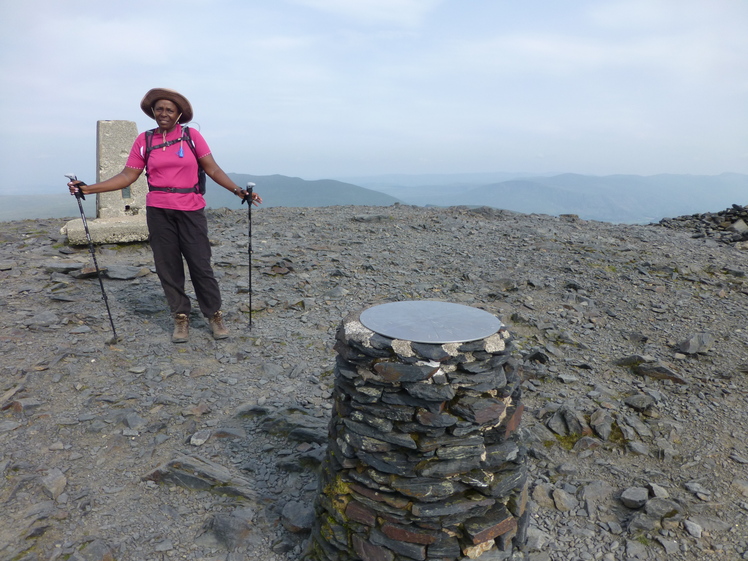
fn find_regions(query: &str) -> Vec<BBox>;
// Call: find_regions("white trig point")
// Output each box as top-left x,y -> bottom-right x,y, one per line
61,120 -> 150,244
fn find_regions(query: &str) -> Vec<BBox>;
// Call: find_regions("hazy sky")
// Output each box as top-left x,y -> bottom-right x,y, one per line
1,0 -> 746,193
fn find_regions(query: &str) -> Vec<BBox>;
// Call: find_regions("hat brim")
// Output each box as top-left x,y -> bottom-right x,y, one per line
140,88 -> 193,123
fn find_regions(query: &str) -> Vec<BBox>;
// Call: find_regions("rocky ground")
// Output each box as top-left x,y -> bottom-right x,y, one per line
1,203 -> 747,561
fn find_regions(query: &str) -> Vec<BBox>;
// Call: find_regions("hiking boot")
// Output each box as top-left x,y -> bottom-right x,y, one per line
172,313 -> 189,343
209,310 -> 229,340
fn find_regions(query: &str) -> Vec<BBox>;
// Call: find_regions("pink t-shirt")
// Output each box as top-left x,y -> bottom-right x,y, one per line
126,124 -> 212,211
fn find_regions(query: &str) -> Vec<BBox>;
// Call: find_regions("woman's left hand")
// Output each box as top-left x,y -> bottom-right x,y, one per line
237,189 -> 262,205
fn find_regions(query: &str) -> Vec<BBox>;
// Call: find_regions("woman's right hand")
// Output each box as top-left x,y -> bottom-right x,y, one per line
68,180 -> 86,196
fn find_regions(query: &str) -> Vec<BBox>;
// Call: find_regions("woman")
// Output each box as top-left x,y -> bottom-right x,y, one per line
68,88 -> 262,343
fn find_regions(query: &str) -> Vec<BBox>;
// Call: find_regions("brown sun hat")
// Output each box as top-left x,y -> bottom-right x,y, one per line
140,88 -> 193,123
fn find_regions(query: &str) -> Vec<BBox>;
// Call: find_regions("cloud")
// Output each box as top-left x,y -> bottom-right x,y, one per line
286,0 -> 442,26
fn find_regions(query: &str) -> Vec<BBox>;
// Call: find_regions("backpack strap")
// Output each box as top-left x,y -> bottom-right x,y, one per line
182,126 -> 207,195
143,126 -> 205,194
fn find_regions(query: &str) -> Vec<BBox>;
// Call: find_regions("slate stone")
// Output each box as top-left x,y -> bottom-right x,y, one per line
204,510 -> 254,550
348,481 -> 410,509
333,339 -> 367,363
561,407 -> 592,436
460,358 -> 497,374
357,450 -> 416,476
40,468 -> 67,500
404,381 -> 456,402
452,396 -> 507,425
684,519 -> 703,538
352,402 -> 416,422
620,487 -> 649,509
320,516 -> 353,550
418,455 -> 483,477
464,504 -> 517,545
552,488 -> 578,512
104,265 -> 146,280
43,260 -> 87,273
335,357 -> 360,380
369,529 -> 426,561
427,534 -> 461,558
389,476 -> 469,502
27,311 -> 60,327
486,467 -> 527,499
634,362 -> 688,384
435,443 -> 486,461
381,389 -> 442,412
417,434 -> 484,453
411,342 -> 452,361
373,361 -> 439,383
143,453 -> 256,499
410,494 -> 495,518
340,380 -> 382,404
677,332 -> 715,354
590,408 -> 614,440
624,394 -> 655,412
396,422 -> 447,437
628,441 -> 650,456
489,403 -> 524,443
622,414 -> 652,438
349,491 -> 410,519
353,534 -> 394,561
451,421 -> 480,437
281,501 -> 314,534
68,539 -> 116,561
497,368 -> 522,399
343,418 -> 417,449
645,498 -> 685,520
381,522 -> 439,545
369,333 -> 396,350
345,500 -> 377,526
349,338 -> 392,358
350,410 -> 393,432
415,408 -> 458,428
343,430 -> 392,453
579,480 -> 615,504
449,368 -> 507,390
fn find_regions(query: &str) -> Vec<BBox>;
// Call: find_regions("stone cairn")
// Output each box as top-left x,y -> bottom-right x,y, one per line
656,203 -> 748,245
307,309 -> 528,561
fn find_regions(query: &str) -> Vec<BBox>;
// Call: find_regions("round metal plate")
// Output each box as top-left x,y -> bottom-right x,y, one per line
359,301 -> 502,344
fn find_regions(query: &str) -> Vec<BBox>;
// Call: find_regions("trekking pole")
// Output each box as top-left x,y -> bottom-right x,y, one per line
65,174 -> 119,344
242,182 -> 256,329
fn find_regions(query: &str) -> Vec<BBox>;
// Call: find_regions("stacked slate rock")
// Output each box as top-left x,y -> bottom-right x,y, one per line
307,310 -> 528,561
657,203 -> 748,244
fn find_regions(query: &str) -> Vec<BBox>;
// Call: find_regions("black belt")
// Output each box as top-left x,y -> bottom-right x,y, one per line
148,186 -> 199,193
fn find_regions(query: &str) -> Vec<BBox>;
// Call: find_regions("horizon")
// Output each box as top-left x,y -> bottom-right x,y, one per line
1,0 -> 747,196
2,171 -> 744,226
5,169 -> 746,196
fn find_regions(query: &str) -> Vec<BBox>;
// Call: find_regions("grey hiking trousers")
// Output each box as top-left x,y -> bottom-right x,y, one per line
146,207 -> 221,317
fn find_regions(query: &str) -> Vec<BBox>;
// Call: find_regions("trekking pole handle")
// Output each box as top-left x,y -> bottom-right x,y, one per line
65,174 -> 87,201
242,182 -> 256,205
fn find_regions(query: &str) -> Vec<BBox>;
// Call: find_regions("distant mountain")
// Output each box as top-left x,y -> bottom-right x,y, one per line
205,174 -> 401,209
0,195 -> 97,223
2,172 -> 744,225
352,172 -> 748,224
0,174 -> 399,223
337,172 -> 554,189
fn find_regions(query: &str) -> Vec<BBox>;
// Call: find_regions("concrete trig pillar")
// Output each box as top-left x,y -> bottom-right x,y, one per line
96,120 -> 148,218
60,120 -> 150,244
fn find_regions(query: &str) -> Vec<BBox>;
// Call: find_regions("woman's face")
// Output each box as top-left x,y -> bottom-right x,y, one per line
153,99 -> 180,131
